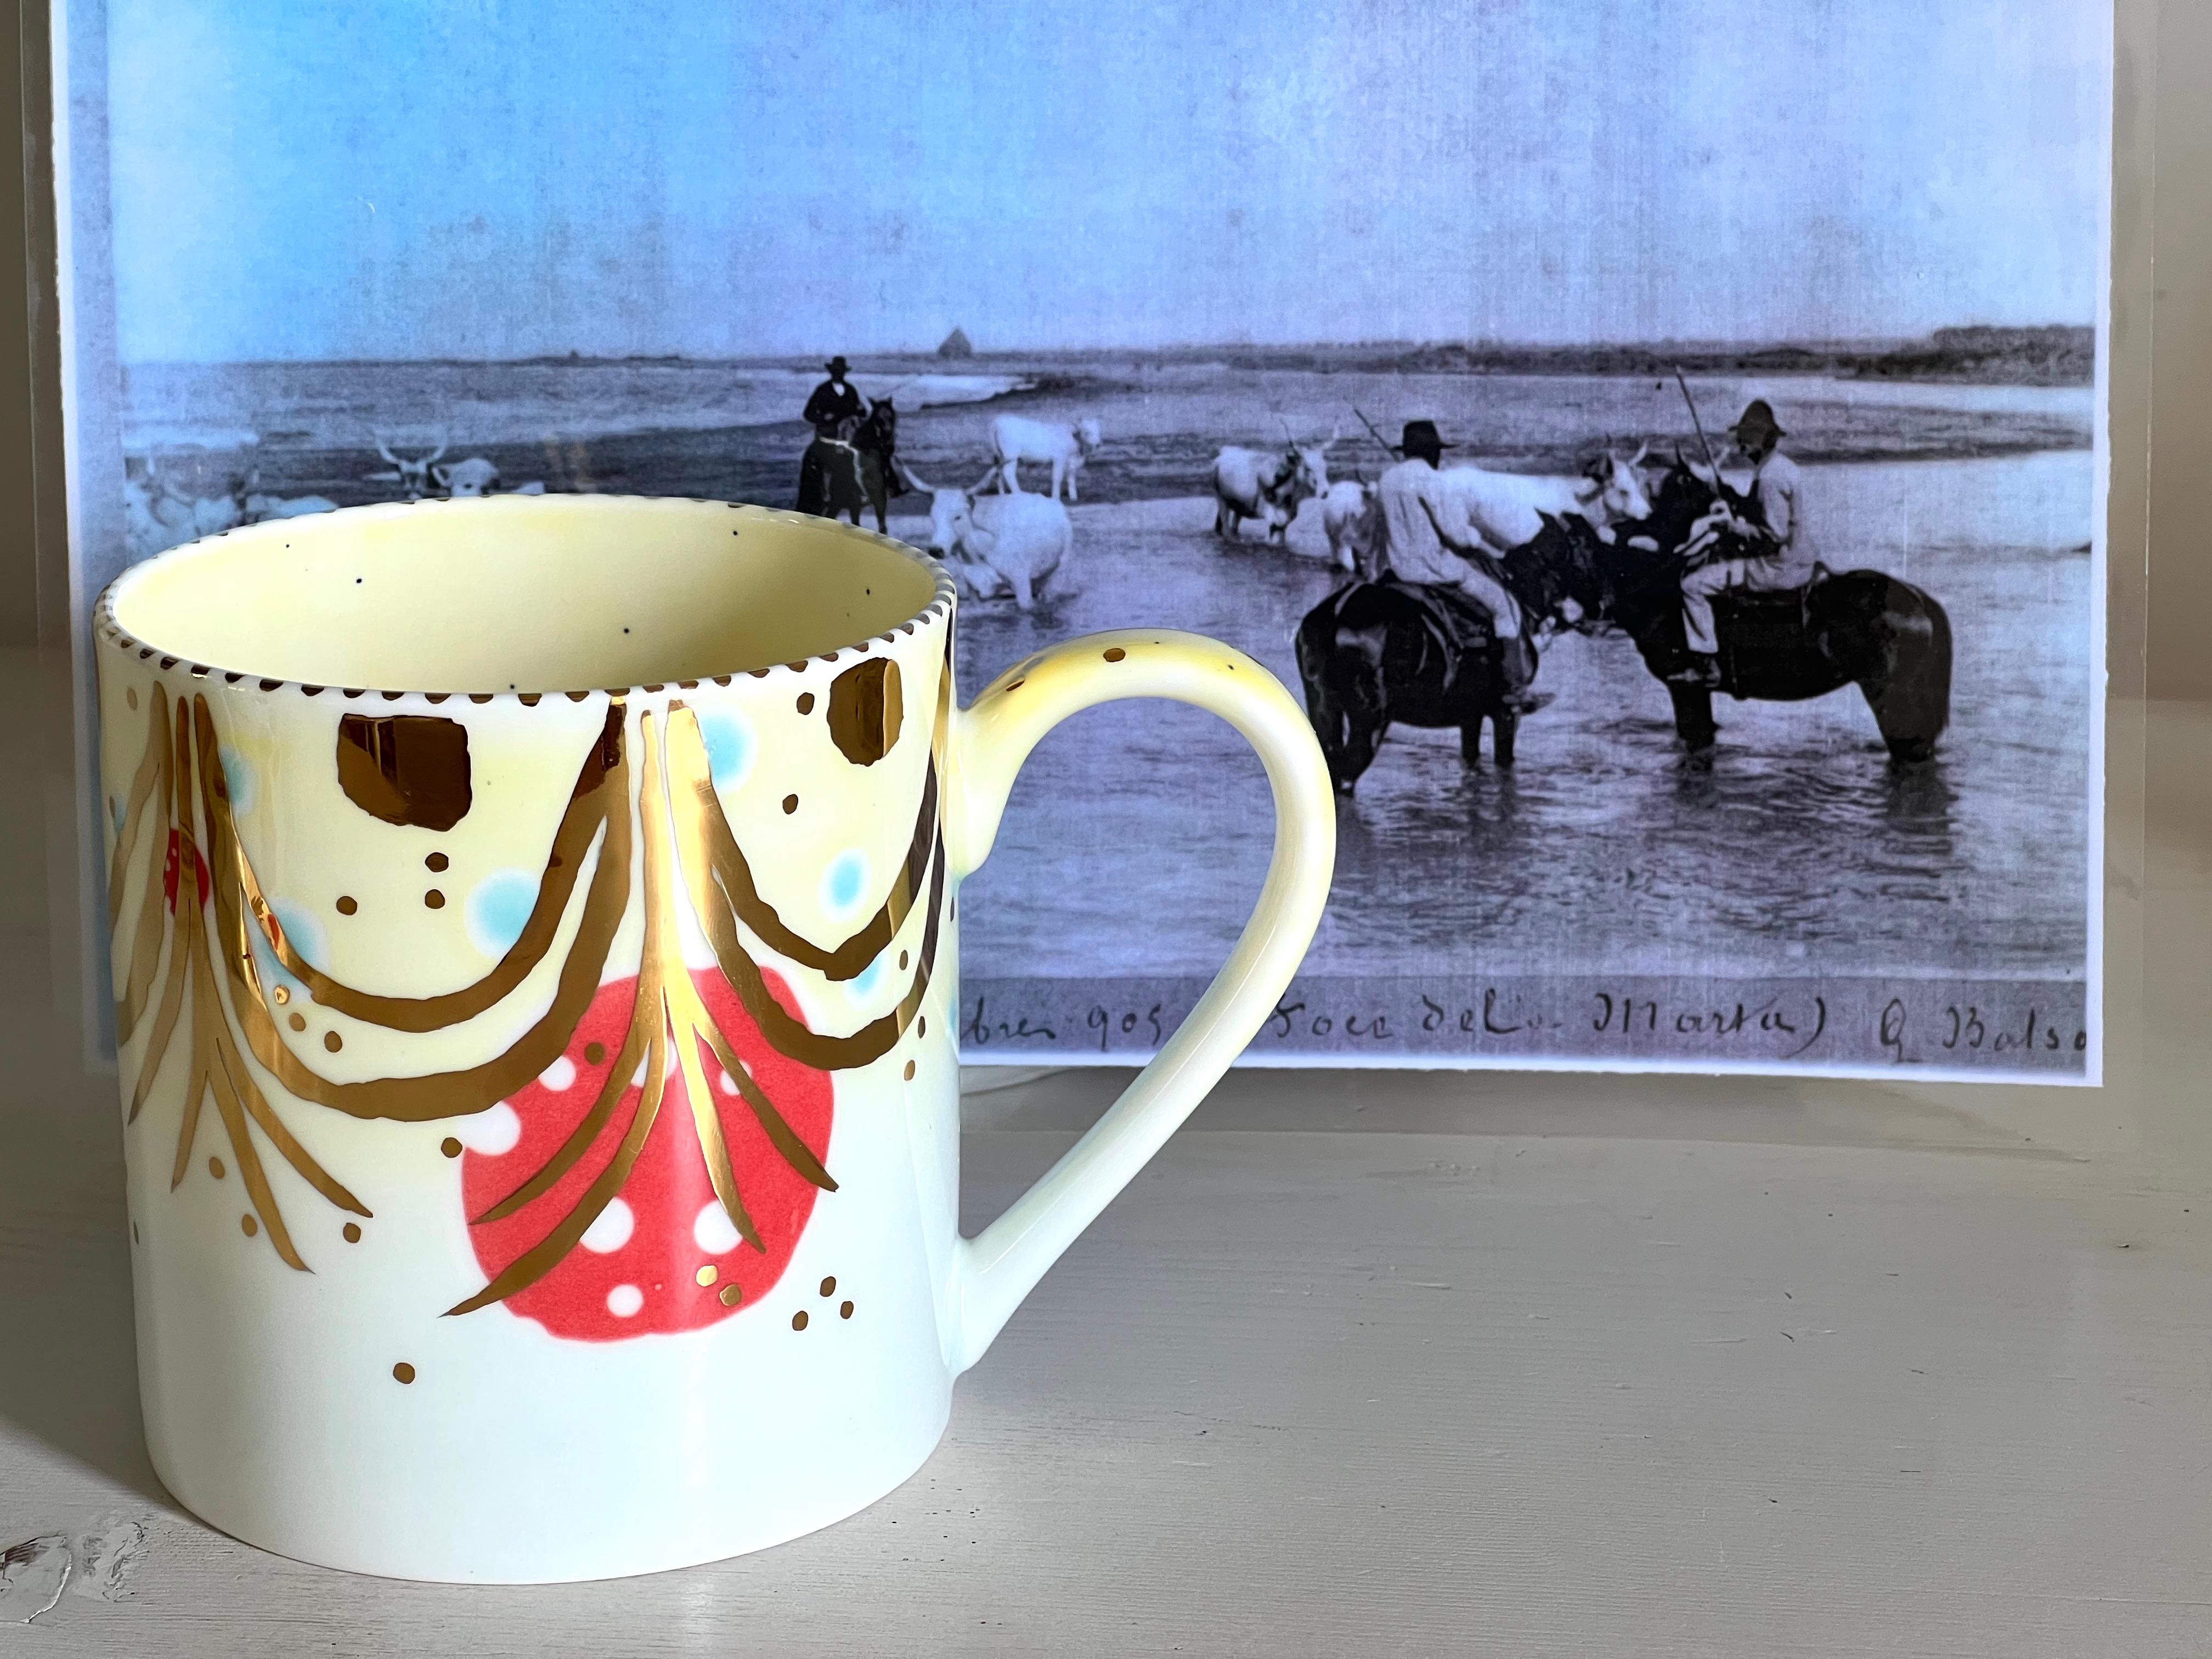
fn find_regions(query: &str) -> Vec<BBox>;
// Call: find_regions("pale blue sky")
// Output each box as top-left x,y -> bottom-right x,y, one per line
104,0 -> 2109,363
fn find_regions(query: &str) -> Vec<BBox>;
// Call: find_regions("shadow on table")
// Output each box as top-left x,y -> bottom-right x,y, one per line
0,930 -> 167,1504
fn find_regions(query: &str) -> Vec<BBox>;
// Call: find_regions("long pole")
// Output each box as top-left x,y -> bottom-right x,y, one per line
1351,407 -> 1398,459
1674,369 -> 1720,477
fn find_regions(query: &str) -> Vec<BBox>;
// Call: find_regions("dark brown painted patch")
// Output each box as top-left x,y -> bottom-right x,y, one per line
336,714 -> 472,831
826,656 -> 903,768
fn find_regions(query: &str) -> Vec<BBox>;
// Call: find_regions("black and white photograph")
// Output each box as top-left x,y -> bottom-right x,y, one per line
56,0 -> 2112,1077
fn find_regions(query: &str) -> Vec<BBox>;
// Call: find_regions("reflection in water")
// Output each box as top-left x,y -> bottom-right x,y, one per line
953,453 -> 2090,981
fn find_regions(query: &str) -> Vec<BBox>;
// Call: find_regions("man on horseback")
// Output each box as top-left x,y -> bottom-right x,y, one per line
1671,399 -> 1816,687
795,355 -> 866,517
1375,420 -> 1542,711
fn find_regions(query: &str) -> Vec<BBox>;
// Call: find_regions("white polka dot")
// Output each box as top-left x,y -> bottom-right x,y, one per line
693,1200 -> 741,1254
454,1101 -> 521,1155
606,1284 -> 644,1318
538,1056 -> 577,1092
580,1197 -> 635,1254
718,1069 -> 738,1095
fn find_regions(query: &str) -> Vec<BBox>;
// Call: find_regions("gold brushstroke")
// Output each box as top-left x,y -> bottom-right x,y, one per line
106,684 -> 167,932
114,703 -> 180,1045
664,703 -> 936,982
197,696 -> 635,1122
473,1010 -> 647,1223
448,1016 -> 670,1317
107,687 -> 377,1271
233,704 -> 624,1032
640,719 -> 764,1252
825,656 -> 903,766
693,1018 -> 836,1194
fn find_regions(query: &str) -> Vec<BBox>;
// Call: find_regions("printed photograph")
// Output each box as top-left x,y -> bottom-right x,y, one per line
61,0 -> 2112,1075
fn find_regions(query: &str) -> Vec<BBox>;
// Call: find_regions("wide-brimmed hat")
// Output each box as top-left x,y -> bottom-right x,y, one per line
825,355 -> 851,377
1729,399 -> 1786,444
1400,419 -> 1458,458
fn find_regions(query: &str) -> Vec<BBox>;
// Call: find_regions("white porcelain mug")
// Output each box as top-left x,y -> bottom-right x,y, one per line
92,496 -> 1335,1582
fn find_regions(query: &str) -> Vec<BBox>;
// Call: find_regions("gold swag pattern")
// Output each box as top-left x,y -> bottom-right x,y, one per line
108,663 -> 947,1310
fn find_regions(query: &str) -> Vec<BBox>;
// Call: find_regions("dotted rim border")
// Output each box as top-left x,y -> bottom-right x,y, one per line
92,496 -> 958,702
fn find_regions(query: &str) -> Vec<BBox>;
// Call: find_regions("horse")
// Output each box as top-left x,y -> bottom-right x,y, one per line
1541,461 -> 1953,764
795,397 -> 900,534
1294,520 -> 1588,794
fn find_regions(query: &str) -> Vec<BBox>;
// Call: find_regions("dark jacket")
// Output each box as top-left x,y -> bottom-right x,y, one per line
803,377 -> 864,438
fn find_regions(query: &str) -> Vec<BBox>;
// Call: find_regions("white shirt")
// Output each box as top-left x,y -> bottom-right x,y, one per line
1377,458 -> 1482,586
1748,450 -> 1814,578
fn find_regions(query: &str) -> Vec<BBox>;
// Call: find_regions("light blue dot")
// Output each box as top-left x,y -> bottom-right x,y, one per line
822,850 -> 868,916
850,958 -> 884,998
466,870 -> 540,958
219,746 -> 256,815
696,709 -> 754,789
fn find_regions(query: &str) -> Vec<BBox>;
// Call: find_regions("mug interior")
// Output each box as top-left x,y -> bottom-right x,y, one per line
105,495 -> 943,693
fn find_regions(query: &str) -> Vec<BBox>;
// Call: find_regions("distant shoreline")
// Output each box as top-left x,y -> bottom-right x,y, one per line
125,325 -> 2097,390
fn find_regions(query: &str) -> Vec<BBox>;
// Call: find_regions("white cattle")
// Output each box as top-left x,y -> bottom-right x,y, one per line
368,435 -> 447,500
1212,432 -> 1334,545
905,465 -> 1071,612
1321,479 -> 1379,574
122,475 -> 172,558
219,469 -> 336,523
187,486 -> 243,538
1441,445 -> 1652,551
429,457 -> 545,498
990,414 -> 1100,501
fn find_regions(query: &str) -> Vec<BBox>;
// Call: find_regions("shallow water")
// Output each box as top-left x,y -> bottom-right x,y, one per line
950,452 -> 2093,983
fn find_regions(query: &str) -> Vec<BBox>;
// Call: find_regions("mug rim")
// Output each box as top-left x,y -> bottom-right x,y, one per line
94,494 -> 958,700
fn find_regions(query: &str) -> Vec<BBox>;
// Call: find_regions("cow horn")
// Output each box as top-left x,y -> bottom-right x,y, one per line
895,459 -> 935,494
969,463 -> 1000,495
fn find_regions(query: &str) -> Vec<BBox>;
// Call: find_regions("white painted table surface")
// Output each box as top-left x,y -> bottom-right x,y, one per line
3,685 -> 2208,1657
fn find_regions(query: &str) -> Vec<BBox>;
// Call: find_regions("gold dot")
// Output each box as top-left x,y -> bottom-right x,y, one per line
719,1284 -> 743,1306
324,1030 -> 343,1053
287,1011 -> 306,1032
425,851 -> 449,872
797,692 -> 815,714
126,686 -> 139,710
696,1265 -> 719,1286
208,1156 -> 225,1180
335,895 -> 358,916
440,1137 -> 462,1159
424,889 -> 445,909
792,1310 -> 809,1331
918,1016 -> 928,1038
903,1059 -> 916,1081
343,1222 -> 362,1243
820,1276 -> 837,1296
899,950 -> 909,970
1103,646 -> 1127,662
392,1362 -> 415,1384
584,1041 -> 606,1065
782,793 -> 799,815
840,1300 -> 854,1319
241,1214 -> 258,1237
272,983 -> 290,1005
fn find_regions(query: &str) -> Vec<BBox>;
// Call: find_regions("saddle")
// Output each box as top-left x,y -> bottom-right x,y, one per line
1705,564 -> 1831,691
1378,576 -> 1499,656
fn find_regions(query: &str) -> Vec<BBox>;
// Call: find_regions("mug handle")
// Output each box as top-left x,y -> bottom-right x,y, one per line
943,628 -> 1336,1372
